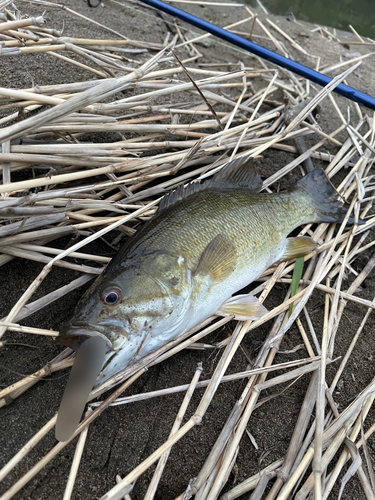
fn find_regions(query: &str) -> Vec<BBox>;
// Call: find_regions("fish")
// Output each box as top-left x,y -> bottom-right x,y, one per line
59,156 -> 354,388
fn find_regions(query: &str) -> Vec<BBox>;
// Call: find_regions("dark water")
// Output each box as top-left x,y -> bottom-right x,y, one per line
250,0 -> 375,40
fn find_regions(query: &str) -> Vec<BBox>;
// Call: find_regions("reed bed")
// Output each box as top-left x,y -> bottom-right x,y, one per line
1,1 -> 375,500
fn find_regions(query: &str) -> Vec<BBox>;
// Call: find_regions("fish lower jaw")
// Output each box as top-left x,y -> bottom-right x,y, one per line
93,325 -> 186,387
59,329 -> 113,352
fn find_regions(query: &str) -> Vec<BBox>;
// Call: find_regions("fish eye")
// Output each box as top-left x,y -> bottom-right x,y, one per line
101,287 -> 122,306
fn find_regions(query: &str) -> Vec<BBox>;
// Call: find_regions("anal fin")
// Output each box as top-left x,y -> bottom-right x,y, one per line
281,236 -> 317,261
217,294 -> 268,321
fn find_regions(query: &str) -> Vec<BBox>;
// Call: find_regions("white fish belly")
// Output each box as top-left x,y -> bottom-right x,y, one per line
183,236 -> 288,332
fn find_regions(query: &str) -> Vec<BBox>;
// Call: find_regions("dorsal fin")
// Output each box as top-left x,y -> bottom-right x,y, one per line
157,179 -> 204,213
157,156 -> 262,213
209,156 -> 262,191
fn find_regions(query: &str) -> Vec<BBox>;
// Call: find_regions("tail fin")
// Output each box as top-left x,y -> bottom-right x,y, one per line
295,170 -> 360,225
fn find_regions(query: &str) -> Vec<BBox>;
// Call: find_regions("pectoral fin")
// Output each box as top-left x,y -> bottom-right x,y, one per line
195,234 -> 236,281
281,237 -> 317,261
217,294 -> 268,321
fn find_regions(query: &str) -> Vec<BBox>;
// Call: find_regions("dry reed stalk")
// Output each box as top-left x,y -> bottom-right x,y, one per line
192,202 -> 357,498
329,251 -> 375,349
330,294 -> 375,392
0,321 -> 58,336
278,377 -> 375,500
0,0 -> 14,11
32,120 -> 219,133
295,317 -> 316,357
0,213 -> 66,238
199,318 -> 295,498
326,216 -> 362,354
248,63 -> 362,160
0,16 -> 44,32
0,226 -> 85,247
63,408 -> 93,500
312,276 -> 331,499
91,357 -> 320,409
2,5 -> 375,499
230,71 -> 279,158
195,436 -> 239,500
8,243 -> 111,263
0,165 -> 117,194
265,371 -> 319,500
349,24 -> 365,43
351,131 -> 375,166
0,199 -> 159,343
300,121 -> 342,146
48,50 -> 107,78
94,71 -> 251,110
0,369 -> 146,500
0,43 -> 171,144
339,40 -> 375,46
1,139 -> 10,187
296,426 -> 349,500
0,64 -> 224,104
1,36 -> 51,46
321,52 -> 375,74
100,418 -> 201,500
98,270 -> 305,499
255,17 -> 289,58
0,246 -> 103,273
322,394 -> 375,499
295,392 -> 375,500
254,361 -> 333,393
219,459 -> 284,500
0,354 -> 74,403
266,19 -> 309,55
91,316 -> 230,399
144,364 -> 203,500
0,414 -> 57,481
312,203 -> 360,496
261,278 -> 375,310
175,16 -> 254,49
188,262 -> 291,497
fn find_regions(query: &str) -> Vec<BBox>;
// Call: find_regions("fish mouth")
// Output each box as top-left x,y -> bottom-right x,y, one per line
58,326 -> 113,353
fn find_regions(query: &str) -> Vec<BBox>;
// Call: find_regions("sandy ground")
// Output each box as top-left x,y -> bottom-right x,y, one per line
1,1 -> 375,499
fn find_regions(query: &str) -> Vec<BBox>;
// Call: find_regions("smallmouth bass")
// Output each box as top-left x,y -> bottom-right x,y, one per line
59,157 -> 353,387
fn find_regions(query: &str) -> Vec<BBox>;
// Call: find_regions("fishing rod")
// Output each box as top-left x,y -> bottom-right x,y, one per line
96,0 -> 375,112
138,0 -> 375,111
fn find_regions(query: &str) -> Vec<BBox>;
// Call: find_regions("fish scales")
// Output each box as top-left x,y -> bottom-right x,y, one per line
113,190 -> 312,273
59,157 -> 355,387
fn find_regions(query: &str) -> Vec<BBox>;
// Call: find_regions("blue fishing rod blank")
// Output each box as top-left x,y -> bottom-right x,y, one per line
138,0 -> 375,112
